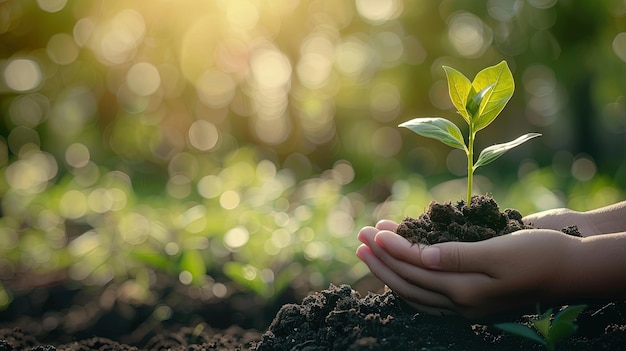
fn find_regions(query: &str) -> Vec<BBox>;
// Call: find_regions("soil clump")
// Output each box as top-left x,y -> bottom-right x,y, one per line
396,195 -> 581,244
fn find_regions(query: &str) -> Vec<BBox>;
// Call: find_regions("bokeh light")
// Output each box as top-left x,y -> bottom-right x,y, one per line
447,12 -> 491,58
127,62 -> 161,96
3,59 -> 42,92
613,32 -> 626,61
355,0 -> 402,24
37,0 -> 67,13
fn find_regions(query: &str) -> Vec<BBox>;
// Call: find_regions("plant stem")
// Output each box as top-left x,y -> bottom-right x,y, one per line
466,131 -> 475,204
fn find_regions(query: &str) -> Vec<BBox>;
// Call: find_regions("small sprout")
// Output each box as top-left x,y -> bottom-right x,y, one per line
494,304 -> 587,351
399,61 -> 541,203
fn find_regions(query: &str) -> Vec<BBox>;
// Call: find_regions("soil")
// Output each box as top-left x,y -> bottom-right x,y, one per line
395,195 -> 581,244
2,195 -> 624,350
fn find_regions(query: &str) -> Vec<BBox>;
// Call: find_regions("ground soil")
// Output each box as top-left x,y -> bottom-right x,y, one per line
1,195 -> 624,350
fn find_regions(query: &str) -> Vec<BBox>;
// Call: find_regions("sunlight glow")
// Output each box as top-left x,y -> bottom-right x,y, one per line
355,0 -> 402,24
225,0 -> 260,29
188,120 -> 220,151
297,34 -> 335,89
335,38 -> 371,79
447,12 -> 490,58
195,70 -> 236,108
613,32 -> 626,62
36,0 -> 67,13
93,9 -> 145,65
127,62 -> 161,96
87,188 -> 115,213
65,143 -> 91,168
250,48 -> 292,89
197,175 -> 222,199
59,190 -> 88,219
5,151 -> 57,194
571,155 -> 597,181
220,190 -> 241,210
224,226 -> 250,250
3,59 -> 42,92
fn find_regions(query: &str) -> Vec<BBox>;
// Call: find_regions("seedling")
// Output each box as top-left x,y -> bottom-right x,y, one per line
494,304 -> 587,351
399,61 -> 541,203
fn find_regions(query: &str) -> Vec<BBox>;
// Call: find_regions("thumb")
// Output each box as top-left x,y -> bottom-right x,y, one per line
421,241 -> 484,272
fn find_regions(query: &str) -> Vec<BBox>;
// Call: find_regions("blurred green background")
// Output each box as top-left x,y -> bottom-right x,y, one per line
0,0 -> 625,319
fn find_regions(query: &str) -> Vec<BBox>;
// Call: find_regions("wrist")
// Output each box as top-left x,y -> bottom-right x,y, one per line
558,232 -> 626,301
541,233 -> 584,301
582,202 -> 626,234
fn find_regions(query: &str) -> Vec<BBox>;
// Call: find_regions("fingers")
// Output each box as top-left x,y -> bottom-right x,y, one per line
359,227 -> 486,291
372,230 -> 471,272
373,230 -> 425,266
356,244 -> 455,311
356,224 -> 501,317
375,219 -> 398,232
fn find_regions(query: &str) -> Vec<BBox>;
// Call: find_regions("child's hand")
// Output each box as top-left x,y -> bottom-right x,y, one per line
524,206 -> 622,237
523,208 -> 590,234
357,221 -> 582,318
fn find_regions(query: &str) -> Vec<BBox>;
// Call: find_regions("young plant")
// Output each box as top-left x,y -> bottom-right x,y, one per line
494,304 -> 587,351
399,61 -> 541,203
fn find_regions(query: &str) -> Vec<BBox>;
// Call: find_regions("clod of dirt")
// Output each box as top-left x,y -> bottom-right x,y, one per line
252,284 -> 486,351
396,195 -> 580,245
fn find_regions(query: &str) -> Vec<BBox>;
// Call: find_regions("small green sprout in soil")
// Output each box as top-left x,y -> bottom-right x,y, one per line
494,304 -> 587,351
399,61 -> 541,204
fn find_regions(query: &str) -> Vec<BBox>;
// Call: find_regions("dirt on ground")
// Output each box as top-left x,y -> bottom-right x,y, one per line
3,283 -> 624,350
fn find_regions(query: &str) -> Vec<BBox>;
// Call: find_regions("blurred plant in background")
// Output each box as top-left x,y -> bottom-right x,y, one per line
0,0 -> 625,313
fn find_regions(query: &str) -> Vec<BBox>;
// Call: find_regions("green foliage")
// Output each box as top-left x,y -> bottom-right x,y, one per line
495,304 -> 587,351
0,146 -> 374,307
399,61 -> 541,203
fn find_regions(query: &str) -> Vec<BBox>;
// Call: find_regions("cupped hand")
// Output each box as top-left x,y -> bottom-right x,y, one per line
356,221 -> 583,318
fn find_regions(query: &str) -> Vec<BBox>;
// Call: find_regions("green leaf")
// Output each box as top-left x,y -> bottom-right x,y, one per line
180,250 -> 206,285
553,305 -> 586,326
443,65 -> 472,123
399,117 -> 467,150
547,305 -> 586,345
547,321 -> 578,345
474,133 -> 541,170
494,323 -> 547,346
532,314 -> 552,340
470,61 -> 515,132
466,84 -> 494,120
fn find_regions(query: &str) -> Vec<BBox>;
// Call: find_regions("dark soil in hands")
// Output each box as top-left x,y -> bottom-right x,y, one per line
396,195 -> 581,244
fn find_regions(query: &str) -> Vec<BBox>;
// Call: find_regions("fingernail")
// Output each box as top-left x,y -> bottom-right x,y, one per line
421,246 -> 440,268
355,244 -> 370,261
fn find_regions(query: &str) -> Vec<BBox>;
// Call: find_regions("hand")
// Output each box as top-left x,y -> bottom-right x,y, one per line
524,203 -> 626,236
523,208 -> 594,236
356,221 -> 582,318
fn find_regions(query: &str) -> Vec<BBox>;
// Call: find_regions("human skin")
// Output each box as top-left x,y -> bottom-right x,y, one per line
356,201 -> 626,318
